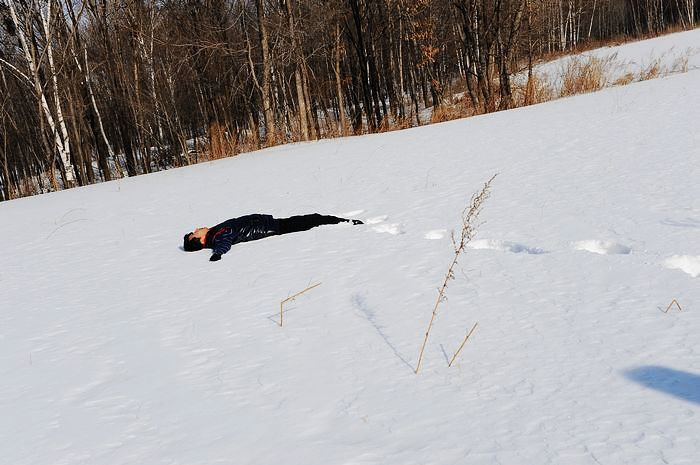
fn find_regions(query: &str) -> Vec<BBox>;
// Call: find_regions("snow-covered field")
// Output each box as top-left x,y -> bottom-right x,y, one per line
534,27 -> 700,91
1,31 -> 699,465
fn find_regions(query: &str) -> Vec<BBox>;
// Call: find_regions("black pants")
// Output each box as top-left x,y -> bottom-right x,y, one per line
277,214 -> 350,235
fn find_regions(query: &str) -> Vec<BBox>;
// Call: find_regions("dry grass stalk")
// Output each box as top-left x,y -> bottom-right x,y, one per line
279,282 -> 322,326
664,299 -> 682,313
414,174 -> 497,374
671,55 -> 689,73
448,321 -> 479,367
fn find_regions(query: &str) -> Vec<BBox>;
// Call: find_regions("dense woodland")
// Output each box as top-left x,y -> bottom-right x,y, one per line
0,0 -> 698,201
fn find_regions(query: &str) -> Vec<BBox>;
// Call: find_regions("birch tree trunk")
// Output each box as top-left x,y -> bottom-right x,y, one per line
7,0 -> 75,185
40,0 -> 75,184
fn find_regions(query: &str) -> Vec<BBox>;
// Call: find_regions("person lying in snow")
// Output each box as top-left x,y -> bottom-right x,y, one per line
183,213 -> 363,261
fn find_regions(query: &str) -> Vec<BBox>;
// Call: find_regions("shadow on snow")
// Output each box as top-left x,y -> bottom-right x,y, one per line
624,365 -> 700,405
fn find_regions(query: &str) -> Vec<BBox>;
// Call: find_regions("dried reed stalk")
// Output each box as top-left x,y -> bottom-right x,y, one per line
448,322 -> 479,367
664,299 -> 682,313
414,174 -> 497,374
279,282 -> 322,326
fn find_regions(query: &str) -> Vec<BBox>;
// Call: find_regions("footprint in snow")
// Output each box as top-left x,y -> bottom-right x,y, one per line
663,255 -> 700,278
573,240 -> 631,255
468,239 -> 546,254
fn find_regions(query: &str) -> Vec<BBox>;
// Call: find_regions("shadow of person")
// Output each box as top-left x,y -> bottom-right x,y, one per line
624,366 -> 700,405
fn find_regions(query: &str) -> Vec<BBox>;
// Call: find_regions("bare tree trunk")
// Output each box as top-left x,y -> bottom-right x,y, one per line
334,22 -> 348,135
301,60 -> 317,139
588,0 -> 597,38
255,0 -> 276,144
397,6 -> 406,119
61,0 -> 114,181
285,0 -> 310,141
1,113 -> 11,200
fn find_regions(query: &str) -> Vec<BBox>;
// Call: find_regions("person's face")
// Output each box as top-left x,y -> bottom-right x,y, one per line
189,227 -> 208,245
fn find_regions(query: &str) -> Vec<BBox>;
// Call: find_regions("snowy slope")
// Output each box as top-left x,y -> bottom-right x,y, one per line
1,34 -> 699,465
534,27 -> 700,90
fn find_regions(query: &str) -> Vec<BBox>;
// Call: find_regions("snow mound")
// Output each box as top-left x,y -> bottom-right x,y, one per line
573,240 -> 631,255
342,209 -> 365,217
424,229 -> 447,240
663,255 -> 700,278
365,215 -> 388,225
468,239 -> 546,254
372,223 -> 403,235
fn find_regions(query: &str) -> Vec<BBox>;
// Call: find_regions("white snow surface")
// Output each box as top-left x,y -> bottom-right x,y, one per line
533,27 -> 700,90
2,32 -> 700,465
573,240 -> 632,255
664,255 -> 700,278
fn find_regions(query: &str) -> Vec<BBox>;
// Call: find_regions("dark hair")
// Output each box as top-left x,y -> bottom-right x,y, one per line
183,233 -> 204,252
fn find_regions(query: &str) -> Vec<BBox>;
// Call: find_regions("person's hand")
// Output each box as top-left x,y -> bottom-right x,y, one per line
210,253 -> 221,262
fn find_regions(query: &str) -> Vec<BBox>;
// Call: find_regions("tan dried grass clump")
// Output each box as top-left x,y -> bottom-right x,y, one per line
514,73 -> 555,106
613,72 -> 635,86
392,117 -> 414,131
430,100 -> 473,123
671,55 -> 690,73
559,57 -> 610,97
207,122 -> 236,160
639,59 -> 661,81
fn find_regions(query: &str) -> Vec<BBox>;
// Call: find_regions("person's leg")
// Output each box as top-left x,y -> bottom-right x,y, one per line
277,213 -> 360,235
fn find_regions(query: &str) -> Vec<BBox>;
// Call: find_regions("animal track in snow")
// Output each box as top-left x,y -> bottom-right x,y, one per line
372,223 -> 404,235
424,229 -> 447,240
365,215 -> 388,225
663,255 -> 700,278
573,240 -> 631,255
468,239 -> 546,254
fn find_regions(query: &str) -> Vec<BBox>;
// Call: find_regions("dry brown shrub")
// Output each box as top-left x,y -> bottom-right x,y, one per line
531,76 -> 556,104
284,117 -> 307,143
613,72 -> 635,86
430,102 -> 471,123
639,60 -> 661,80
513,74 -> 555,106
671,55 -> 689,73
374,115 -> 414,133
236,132 -> 260,154
560,57 -> 609,97
321,121 -> 352,139
262,124 -> 284,147
207,122 -> 236,160
375,118 -> 393,133
391,117 -> 413,131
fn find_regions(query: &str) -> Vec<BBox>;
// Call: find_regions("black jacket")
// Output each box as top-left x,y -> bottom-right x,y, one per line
205,214 -> 280,258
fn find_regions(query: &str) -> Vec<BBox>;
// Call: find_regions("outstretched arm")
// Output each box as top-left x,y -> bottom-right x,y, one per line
210,228 -> 235,261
